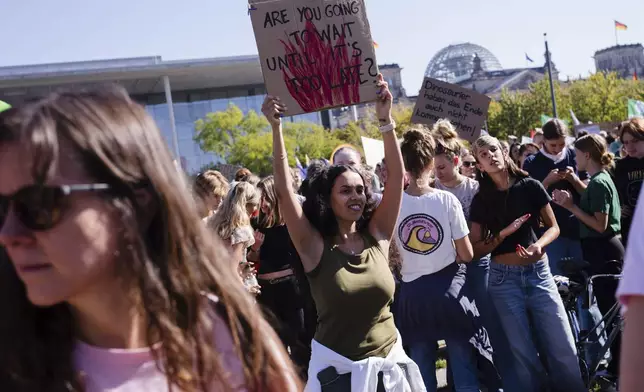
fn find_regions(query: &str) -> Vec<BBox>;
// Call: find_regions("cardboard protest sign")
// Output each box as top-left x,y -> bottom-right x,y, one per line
361,136 -> 384,169
249,0 -> 379,116
411,77 -> 491,142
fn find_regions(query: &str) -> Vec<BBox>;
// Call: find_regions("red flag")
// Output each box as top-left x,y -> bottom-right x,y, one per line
634,70 -> 639,81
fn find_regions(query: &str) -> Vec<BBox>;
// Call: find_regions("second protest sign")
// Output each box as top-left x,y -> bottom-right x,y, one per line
249,0 -> 379,116
411,77 -> 491,142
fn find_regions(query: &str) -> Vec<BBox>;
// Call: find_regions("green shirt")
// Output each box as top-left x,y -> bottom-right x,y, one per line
307,231 -> 397,361
579,170 -> 621,238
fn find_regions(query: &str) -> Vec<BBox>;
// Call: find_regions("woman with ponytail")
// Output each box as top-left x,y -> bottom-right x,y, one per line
431,121 -> 507,391
553,134 -> 623,378
394,126 -> 495,392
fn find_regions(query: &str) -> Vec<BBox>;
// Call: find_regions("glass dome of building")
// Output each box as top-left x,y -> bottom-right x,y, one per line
425,43 -> 503,84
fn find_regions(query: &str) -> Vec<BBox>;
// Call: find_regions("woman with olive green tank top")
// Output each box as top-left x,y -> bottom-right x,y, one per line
263,74 -> 425,392
308,232 -> 397,361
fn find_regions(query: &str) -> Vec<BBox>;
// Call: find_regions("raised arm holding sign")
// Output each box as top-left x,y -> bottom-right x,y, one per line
411,77 -> 491,142
249,0 -> 379,115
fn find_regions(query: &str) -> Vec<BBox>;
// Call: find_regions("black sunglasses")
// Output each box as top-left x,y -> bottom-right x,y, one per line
462,162 -> 476,167
0,183 -> 111,231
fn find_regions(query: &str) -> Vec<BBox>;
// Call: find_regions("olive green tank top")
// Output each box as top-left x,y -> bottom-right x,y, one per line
306,231 -> 397,361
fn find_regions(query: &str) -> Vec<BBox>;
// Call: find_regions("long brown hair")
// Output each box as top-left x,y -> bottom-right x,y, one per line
257,176 -> 284,229
471,135 -> 529,238
0,87 -> 299,392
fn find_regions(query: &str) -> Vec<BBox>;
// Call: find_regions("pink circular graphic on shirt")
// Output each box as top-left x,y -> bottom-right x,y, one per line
398,213 -> 444,255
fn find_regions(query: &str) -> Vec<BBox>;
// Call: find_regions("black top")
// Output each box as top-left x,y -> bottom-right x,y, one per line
470,177 -> 551,257
252,221 -> 301,275
614,156 -> 644,243
522,148 -> 587,239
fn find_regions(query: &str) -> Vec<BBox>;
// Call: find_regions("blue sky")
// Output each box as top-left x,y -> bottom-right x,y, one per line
1,0 -> 642,94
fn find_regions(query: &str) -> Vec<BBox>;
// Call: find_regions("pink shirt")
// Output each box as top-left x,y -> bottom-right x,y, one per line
617,187 -> 644,306
74,311 -> 246,391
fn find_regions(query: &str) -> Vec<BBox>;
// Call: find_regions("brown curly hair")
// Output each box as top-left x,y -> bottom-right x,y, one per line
0,88 -> 299,392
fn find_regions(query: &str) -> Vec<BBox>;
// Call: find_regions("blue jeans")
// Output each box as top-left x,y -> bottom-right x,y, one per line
489,259 -> 586,392
409,339 -> 478,392
458,258 -> 503,391
545,236 -> 583,276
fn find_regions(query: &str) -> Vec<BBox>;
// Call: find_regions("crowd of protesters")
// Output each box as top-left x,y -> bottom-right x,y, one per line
0,81 -> 644,392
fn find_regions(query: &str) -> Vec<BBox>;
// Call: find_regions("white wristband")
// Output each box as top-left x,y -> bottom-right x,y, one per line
379,122 -> 396,133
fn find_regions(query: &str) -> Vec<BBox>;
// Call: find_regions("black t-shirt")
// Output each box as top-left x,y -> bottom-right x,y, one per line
522,148 -> 587,239
253,223 -> 301,275
614,156 -> 644,243
470,177 -> 552,257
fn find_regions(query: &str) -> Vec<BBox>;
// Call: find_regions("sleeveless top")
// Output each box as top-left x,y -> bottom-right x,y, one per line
306,231 -> 397,361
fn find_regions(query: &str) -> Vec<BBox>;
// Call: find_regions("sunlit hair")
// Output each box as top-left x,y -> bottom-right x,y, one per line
431,119 -> 463,160
471,135 -> 529,239
0,87 -> 298,392
257,176 -> 283,229
302,165 -> 376,238
210,182 -> 260,241
542,118 -> 570,140
618,117 -> 644,143
234,168 -> 252,182
194,170 -> 230,217
331,144 -> 362,165
574,134 -> 615,169
400,127 -> 436,178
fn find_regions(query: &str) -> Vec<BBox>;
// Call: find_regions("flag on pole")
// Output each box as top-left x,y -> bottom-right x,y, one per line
541,114 -> 570,126
525,53 -> 534,63
634,71 -> 638,81
615,20 -> 628,30
570,109 -> 581,126
0,100 -> 10,113
628,99 -> 644,119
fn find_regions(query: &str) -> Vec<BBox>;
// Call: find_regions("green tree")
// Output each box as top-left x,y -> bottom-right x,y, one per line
194,104 -> 268,160
487,89 -> 534,139
194,104 -> 342,175
568,72 -> 644,123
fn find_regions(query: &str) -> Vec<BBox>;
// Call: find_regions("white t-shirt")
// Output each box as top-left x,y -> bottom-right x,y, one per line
395,190 -> 470,282
434,177 -> 479,221
617,186 -> 644,306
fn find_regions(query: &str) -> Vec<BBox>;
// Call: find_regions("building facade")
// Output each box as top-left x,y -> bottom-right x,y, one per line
422,43 -> 556,99
594,44 -> 644,79
0,56 -> 408,172
0,56 -> 322,173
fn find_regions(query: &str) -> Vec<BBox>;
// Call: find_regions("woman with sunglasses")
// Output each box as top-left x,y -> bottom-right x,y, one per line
0,89 -> 299,392
459,151 -> 477,179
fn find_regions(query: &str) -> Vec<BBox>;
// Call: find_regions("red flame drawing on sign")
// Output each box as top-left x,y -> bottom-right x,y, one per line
279,20 -> 361,112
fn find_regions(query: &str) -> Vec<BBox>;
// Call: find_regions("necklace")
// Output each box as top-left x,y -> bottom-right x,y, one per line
334,233 -> 362,256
